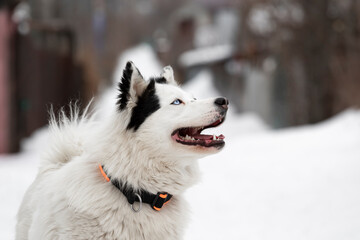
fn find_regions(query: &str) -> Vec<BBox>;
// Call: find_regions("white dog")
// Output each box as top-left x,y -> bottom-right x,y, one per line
16,62 -> 228,240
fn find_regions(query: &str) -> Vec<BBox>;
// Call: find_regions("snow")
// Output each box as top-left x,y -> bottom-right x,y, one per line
1,45 -> 360,239
184,109 -> 360,240
0,129 -> 45,240
178,44 -> 234,68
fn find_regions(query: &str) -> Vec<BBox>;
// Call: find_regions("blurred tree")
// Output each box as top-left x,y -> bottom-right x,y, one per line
235,0 -> 360,126
9,0 -> 360,131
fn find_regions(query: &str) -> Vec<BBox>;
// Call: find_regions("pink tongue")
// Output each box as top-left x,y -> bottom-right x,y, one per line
193,134 -> 213,140
192,134 -> 226,140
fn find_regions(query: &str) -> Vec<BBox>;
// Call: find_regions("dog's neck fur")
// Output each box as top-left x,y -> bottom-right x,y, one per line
89,113 -> 200,196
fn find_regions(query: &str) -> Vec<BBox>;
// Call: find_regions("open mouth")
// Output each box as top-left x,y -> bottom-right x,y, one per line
171,116 -> 226,148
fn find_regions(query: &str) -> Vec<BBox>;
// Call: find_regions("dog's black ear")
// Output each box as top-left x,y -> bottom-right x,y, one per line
160,66 -> 178,86
117,61 -> 147,110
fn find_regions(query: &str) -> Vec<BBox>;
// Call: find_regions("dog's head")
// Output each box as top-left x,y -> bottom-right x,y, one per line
116,61 -> 228,159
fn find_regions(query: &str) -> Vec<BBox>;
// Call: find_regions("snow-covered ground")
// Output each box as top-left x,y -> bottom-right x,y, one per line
1,45 -> 360,240
185,109 -> 360,240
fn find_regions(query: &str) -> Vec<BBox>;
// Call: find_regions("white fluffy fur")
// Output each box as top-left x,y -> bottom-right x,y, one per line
16,64 -> 225,240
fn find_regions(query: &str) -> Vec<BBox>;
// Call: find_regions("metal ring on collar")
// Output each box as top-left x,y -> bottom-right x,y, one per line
130,193 -> 142,212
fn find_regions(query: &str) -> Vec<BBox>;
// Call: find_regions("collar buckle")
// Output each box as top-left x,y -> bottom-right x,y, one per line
151,192 -> 172,211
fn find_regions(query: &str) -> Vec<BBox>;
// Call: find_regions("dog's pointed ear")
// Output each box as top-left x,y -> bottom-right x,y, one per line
161,66 -> 178,85
117,61 -> 147,110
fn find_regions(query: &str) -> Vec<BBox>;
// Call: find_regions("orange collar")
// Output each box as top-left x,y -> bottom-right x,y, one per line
99,164 -> 172,212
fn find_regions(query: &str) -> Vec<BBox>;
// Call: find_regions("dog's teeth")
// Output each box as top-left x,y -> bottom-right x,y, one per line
213,135 -> 216,140
184,135 -> 195,141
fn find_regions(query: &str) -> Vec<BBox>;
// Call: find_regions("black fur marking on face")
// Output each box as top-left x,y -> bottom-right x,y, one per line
127,79 -> 160,131
117,62 -> 133,111
152,76 -> 167,84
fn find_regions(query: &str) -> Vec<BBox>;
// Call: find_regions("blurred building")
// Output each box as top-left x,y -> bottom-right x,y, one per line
1,2 -> 86,153
0,3 -> 13,153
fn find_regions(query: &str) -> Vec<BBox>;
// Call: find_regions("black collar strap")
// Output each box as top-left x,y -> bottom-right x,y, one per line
99,165 -> 172,212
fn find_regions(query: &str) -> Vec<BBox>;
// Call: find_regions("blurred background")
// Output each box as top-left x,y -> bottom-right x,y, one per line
1,0 -> 360,153
1,0 -> 360,239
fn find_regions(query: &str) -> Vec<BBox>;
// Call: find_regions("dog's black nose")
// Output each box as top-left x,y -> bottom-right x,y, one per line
214,97 -> 229,109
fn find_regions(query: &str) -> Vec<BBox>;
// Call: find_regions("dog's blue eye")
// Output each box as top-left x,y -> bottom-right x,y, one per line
171,99 -> 182,105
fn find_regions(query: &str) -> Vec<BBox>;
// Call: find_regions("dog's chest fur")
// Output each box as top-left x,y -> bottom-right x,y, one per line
97,196 -> 188,240
69,196 -> 187,240
22,160 -> 189,240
